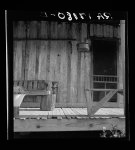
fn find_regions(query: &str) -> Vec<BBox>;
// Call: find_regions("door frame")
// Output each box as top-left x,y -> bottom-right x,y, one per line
90,37 -> 120,108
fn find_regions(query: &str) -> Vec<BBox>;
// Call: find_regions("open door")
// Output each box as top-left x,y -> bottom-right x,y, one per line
92,39 -> 119,107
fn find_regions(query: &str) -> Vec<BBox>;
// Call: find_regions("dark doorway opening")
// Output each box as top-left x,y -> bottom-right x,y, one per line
92,39 -> 118,102
93,40 -> 117,75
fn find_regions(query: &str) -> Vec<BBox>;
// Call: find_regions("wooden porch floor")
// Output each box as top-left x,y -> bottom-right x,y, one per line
18,108 -> 124,119
14,108 -> 125,132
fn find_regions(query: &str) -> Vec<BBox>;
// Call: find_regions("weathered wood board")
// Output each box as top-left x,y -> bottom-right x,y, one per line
13,21 -> 120,107
14,118 -> 125,132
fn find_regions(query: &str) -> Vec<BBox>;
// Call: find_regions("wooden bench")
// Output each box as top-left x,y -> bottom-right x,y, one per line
13,80 -> 58,117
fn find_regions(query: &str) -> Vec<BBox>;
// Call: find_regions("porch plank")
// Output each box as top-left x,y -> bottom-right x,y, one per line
14,118 -> 125,132
65,108 -> 76,118
78,108 -> 87,115
18,108 -> 124,118
57,108 -> 65,116
62,108 -> 72,119
71,108 -> 81,116
73,108 -> 83,115
66,108 -> 76,115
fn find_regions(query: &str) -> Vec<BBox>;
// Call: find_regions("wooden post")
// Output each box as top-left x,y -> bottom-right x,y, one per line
118,20 -> 125,113
84,39 -> 93,115
40,81 -> 57,111
40,81 -> 52,111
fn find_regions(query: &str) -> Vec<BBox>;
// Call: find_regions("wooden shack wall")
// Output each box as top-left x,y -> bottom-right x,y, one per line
13,21 -> 120,107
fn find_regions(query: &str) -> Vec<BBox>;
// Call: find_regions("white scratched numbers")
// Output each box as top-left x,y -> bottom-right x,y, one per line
73,13 -> 78,20
79,13 -> 86,19
97,12 -> 112,20
58,12 -> 65,19
66,12 -> 72,21
41,12 -> 112,21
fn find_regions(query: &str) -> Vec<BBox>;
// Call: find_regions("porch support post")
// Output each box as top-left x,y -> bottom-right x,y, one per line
84,39 -> 93,115
118,20 -> 125,113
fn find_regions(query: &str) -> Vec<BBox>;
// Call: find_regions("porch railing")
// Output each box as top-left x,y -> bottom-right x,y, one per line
92,75 -> 118,84
92,75 -> 119,102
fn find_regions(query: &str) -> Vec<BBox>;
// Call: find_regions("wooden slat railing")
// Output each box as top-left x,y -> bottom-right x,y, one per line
92,75 -> 118,83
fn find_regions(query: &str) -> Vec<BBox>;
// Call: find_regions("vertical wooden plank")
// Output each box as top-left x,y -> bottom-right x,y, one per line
24,40 -> 29,80
66,22 -> 72,39
35,41 -> 40,80
106,25 -> 110,37
39,21 -> 48,38
13,41 -> 17,80
27,21 -> 38,38
48,41 -> 53,81
48,41 -> 58,82
103,24 -> 107,37
80,52 -> 85,103
76,23 -> 82,42
33,80 -> 38,90
23,80 -> 28,89
70,41 -> 78,103
18,80 -> 23,87
50,22 -> 57,39
27,41 -> 36,80
93,24 -> 97,36
34,22 -> 41,81
77,51 -> 81,103
59,41 -> 68,103
46,41 -> 51,81
118,21 -> 125,110
96,24 -> 100,37
57,22 -> 67,39
113,26 -> 119,38
52,42 -> 59,83
24,80 -> 34,103
100,24 -> 104,37
66,41 -> 72,103
81,23 -> 87,42
37,21 -> 41,39
27,80 -> 33,91
40,94 -> 53,111
90,24 -> 94,36
96,24 -> 103,37
13,21 -> 26,38
38,41 -> 48,80
107,25 -> 112,37
56,42 -> 61,103
14,41 -> 24,80
36,80 -> 42,103
21,40 -> 26,80
84,51 -> 93,114
71,23 -> 77,40
109,25 -> 113,38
